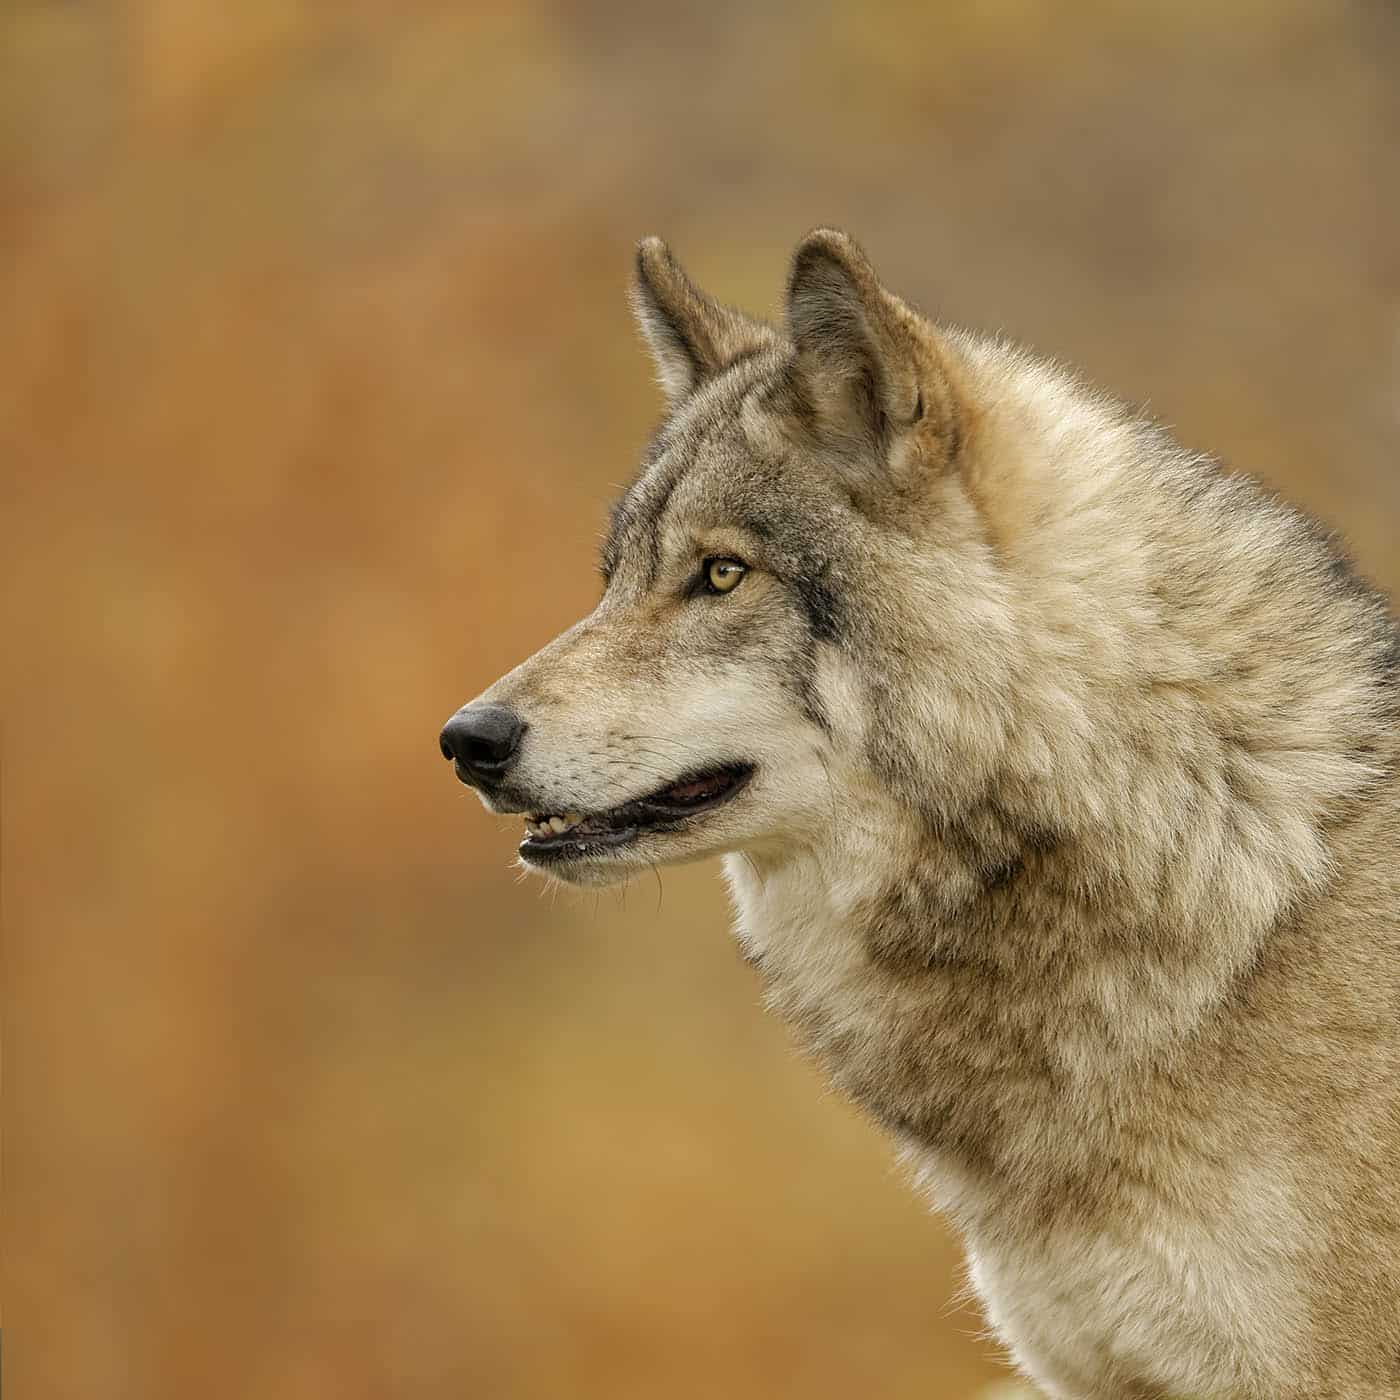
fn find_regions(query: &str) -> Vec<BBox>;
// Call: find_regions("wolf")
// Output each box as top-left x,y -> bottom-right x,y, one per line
440,230 -> 1400,1398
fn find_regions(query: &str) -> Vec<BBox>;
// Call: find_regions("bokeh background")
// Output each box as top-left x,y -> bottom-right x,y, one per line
6,2 -> 1399,1397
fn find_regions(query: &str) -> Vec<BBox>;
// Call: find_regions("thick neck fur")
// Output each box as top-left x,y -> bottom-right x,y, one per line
725,332 -> 1398,1230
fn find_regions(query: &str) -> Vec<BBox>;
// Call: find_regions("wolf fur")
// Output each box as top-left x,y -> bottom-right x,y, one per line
447,230 -> 1400,1398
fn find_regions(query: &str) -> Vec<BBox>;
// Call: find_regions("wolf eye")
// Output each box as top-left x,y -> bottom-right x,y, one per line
704,558 -> 747,595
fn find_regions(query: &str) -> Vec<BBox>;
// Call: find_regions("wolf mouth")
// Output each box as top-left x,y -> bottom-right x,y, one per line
518,764 -> 754,863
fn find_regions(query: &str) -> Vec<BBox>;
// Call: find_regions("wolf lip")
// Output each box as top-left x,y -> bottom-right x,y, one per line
518,764 -> 754,862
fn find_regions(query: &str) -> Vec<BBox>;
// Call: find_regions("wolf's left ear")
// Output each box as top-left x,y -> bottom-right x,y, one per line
781,229 -> 960,478
631,237 -> 775,407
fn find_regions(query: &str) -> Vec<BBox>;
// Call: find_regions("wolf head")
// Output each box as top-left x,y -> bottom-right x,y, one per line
441,230 -> 1394,929
441,229 -> 1014,886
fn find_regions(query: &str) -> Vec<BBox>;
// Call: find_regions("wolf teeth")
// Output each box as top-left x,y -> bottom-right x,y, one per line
526,812 -> 584,838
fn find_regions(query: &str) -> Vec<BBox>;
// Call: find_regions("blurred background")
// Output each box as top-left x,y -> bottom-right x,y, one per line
5,2 -> 1399,1396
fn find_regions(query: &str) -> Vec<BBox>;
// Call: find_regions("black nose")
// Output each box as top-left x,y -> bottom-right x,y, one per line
439,705 -> 526,783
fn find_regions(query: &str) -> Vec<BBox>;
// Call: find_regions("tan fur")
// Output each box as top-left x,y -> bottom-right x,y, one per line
448,231 -> 1400,1398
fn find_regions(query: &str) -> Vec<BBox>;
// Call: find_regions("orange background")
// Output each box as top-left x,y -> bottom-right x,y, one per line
6,3 -> 1399,1397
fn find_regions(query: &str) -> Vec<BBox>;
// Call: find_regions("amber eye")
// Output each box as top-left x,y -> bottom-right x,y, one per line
705,557 -> 747,594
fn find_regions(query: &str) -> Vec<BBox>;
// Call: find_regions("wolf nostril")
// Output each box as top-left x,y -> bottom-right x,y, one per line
438,705 -> 526,783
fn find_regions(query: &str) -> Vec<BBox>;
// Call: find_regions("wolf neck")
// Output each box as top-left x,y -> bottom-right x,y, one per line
723,752 -> 1317,1216
723,769 -> 1264,1103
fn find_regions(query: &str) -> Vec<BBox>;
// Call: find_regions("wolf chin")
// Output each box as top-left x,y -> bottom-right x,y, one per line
441,230 -> 1400,1399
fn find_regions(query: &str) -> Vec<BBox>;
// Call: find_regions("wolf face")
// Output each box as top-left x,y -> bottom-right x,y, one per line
442,231 -> 995,887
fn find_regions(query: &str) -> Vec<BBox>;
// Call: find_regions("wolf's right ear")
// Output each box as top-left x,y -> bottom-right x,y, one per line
779,229 -> 962,497
631,238 -> 774,408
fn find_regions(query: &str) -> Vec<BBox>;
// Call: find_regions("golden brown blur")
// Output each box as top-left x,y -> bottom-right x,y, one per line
6,2 -> 1399,1397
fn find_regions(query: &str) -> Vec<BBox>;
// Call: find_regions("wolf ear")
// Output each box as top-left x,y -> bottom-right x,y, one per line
631,237 -> 774,407
781,229 -> 959,474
